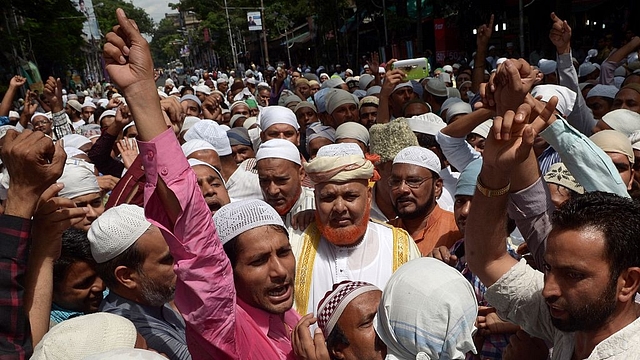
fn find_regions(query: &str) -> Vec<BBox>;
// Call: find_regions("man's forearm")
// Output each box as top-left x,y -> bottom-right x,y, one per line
0,87 -> 18,117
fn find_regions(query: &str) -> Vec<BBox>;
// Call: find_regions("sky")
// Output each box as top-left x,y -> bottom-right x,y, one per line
130,0 -> 177,24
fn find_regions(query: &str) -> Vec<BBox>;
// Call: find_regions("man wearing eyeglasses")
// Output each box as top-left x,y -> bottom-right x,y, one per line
388,146 -> 461,255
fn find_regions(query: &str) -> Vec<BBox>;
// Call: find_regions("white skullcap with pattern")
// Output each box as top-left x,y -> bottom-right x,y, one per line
393,146 -> 441,174
213,199 -> 285,244
256,139 -> 301,165
316,143 -> 364,158
184,120 -> 232,156
88,204 -> 152,263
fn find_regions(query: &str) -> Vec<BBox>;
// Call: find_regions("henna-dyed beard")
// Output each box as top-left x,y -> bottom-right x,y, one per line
315,206 -> 370,246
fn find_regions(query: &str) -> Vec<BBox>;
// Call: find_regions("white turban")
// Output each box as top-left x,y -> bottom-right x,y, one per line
305,143 -> 373,183
531,85 -> 576,117
213,199 -> 284,245
256,139 -> 301,166
57,160 -> 100,199
393,146 -> 441,174
335,122 -> 370,146
258,105 -> 299,131
374,258 -> 478,360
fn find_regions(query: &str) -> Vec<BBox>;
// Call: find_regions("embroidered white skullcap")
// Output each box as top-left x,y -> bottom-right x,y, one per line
84,348 -> 167,360
393,146 -> 441,174
67,99 -> 82,112
188,158 -> 225,187
182,139 -> 217,157
317,281 -> 380,338
586,84 -> 618,99
88,204 -> 152,263
180,94 -> 202,108
335,122 -> 370,146
195,84 -> 211,95
256,139 -> 301,165
544,162 -> 584,194
601,109 -> 640,136
213,199 -> 284,244
98,109 -> 116,122
184,121 -> 232,156
446,102 -> 473,123
61,134 -> 91,150
538,59 -> 557,75
471,120 -> 493,139
325,89 -> 358,115
57,160 -> 100,199
531,85 -> 576,117
406,113 -> 446,135
180,116 -> 201,134
316,143 -> 364,157
258,105 -> 299,131
31,313 -> 137,360
82,98 -> 96,109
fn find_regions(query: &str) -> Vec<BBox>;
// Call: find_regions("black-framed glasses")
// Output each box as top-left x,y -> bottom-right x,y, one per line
387,176 -> 432,189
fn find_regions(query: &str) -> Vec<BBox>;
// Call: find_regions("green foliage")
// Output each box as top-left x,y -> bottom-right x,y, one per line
150,17 -> 182,66
94,0 -> 155,36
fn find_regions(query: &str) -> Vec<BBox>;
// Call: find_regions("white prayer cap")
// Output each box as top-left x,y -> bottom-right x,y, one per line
325,89 -> 358,115
99,109 -> 116,122
601,109 -> 640,137
158,90 -> 168,99
579,62 -> 597,77
0,125 -> 18,139
586,84 -> 618,99
180,94 -> 202,108
188,158 -> 225,187
322,77 -> 345,90
366,86 -> 382,96
97,99 -> 109,108
84,348 -> 167,360
216,77 -> 228,84
445,102 -> 473,123
182,139 -> 217,157
440,97 -> 463,115
590,129 -> 634,164
442,65 -> 453,73
229,114 -> 247,128
165,78 -> 175,86
258,105 -> 299,131
82,98 -> 96,109
63,147 -> 86,159
242,116 -> 258,130
8,111 -> 19,119
393,146 -> 441,174
61,133 -> 91,150
31,313 -> 137,360
230,100 -> 249,112
317,281 -> 380,338
88,204 -> 152,263
538,59 -> 557,75
379,66 -> 386,74
375,258 -> 478,360
184,121 -> 232,156
496,57 -> 507,66
335,122 -> 370,146
359,74 -> 375,90
195,84 -> 211,95
471,120 -> 493,139
392,81 -> 413,93
628,130 -> 640,151
57,160 -> 100,199
614,66 -> 627,77
213,199 -> 284,245
30,112 -> 51,123
169,87 -> 180,95
439,73 -> 451,84
531,85 -> 576,117
316,143 -> 364,158
406,113 -> 446,135
180,116 -> 201,134
256,139 -> 301,165
306,123 -> 336,152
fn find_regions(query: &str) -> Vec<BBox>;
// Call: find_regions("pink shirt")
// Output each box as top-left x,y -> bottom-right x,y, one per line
139,128 -> 300,360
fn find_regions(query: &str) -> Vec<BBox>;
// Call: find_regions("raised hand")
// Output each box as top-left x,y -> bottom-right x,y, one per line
117,138 -> 139,169
202,94 -> 221,121
9,75 -> 26,88
427,245 -> 458,267
160,96 -> 185,134
492,59 -> 539,119
477,14 -> 495,48
43,77 -> 64,113
2,130 -> 66,218
549,12 -> 571,54
291,313 -> 330,360
103,9 -> 154,94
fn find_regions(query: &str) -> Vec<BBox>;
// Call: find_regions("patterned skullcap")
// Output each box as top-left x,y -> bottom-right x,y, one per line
317,281 -> 380,338
393,146 -> 441,174
316,143 -> 363,157
213,199 -> 284,245
544,162 -> 584,194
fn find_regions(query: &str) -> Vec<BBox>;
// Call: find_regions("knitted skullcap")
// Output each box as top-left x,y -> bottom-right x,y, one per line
213,199 -> 284,244
369,119 -> 419,163
393,146 -> 441,174
88,204 -> 152,263
317,281 -> 380,338
359,96 -> 379,108
586,84 -> 618,99
184,121 -> 232,156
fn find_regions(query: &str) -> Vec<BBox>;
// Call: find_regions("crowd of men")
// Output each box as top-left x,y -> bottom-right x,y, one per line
0,8 -> 639,360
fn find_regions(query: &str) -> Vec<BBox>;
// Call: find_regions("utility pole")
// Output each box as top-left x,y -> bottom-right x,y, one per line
260,0 -> 269,65
224,0 -> 238,71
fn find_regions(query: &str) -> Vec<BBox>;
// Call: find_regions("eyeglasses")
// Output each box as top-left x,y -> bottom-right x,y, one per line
32,120 -> 51,127
387,176 -> 432,189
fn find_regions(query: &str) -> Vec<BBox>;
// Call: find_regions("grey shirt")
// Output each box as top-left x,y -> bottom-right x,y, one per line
100,292 -> 191,360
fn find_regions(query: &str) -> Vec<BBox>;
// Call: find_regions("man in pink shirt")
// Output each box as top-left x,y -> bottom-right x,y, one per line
102,9 -> 300,359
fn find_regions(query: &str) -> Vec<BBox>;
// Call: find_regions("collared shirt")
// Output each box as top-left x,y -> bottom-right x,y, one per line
388,205 -> 460,256
139,128 -> 300,360
0,215 -> 33,359
487,260 -> 640,359
100,291 -> 190,360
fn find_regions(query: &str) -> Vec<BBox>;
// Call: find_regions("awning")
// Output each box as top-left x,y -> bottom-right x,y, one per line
280,31 -> 312,46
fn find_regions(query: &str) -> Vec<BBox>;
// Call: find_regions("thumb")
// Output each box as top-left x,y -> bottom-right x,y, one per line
550,12 -> 560,22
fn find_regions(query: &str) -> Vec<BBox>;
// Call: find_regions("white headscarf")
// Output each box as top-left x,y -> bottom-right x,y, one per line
374,258 -> 478,360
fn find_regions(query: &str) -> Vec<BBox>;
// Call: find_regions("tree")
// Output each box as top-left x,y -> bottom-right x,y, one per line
150,17 -> 182,66
94,0 -> 155,36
